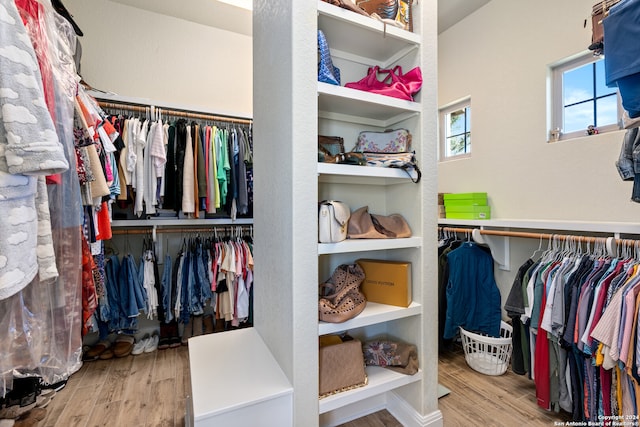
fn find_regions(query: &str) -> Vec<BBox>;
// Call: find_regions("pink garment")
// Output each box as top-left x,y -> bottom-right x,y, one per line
619,282 -> 640,364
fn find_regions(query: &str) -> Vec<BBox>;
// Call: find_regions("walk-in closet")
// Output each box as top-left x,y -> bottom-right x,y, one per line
3,0 -> 640,426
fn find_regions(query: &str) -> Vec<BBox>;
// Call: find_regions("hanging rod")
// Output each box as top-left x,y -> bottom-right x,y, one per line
97,100 -> 252,125
438,226 -> 640,247
112,226 -> 252,236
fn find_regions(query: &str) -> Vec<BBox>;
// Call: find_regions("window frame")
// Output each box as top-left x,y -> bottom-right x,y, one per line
550,52 -> 622,142
439,97 -> 471,161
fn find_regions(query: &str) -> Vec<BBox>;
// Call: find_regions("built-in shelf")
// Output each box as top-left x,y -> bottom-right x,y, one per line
318,82 -> 420,127
439,218 -> 640,271
318,163 -> 415,185
317,1 -> 420,68
319,366 -> 422,414
438,218 -> 640,235
319,301 -> 421,336
111,218 -> 253,228
318,237 -> 422,255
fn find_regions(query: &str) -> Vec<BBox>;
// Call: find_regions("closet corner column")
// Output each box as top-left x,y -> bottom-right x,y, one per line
253,1 -> 319,426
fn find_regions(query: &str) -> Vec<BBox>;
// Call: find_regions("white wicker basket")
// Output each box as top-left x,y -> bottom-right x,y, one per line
460,321 -> 513,376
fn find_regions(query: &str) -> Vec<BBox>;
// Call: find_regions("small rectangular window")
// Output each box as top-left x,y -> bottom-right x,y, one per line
440,99 -> 471,160
550,53 -> 621,141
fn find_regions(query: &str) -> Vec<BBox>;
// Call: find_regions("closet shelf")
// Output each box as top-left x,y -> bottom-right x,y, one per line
112,218 -> 253,228
318,82 -> 420,127
318,301 -> 421,336
437,218 -> 640,235
318,1 -> 420,67
318,237 -> 422,254
318,163 -> 415,185
318,366 -> 422,414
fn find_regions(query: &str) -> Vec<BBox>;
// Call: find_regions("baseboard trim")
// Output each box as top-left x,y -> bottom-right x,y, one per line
319,394 -> 386,427
319,392 -> 443,427
387,392 -> 443,427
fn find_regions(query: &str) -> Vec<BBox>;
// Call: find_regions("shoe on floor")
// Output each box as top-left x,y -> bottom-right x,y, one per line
181,319 -> 193,346
35,395 -> 51,409
39,389 -> 55,400
84,340 -> 111,361
131,334 -> 150,356
99,348 -> 114,360
144,334 -> 159,353
203,315 -> 214,334
43,381 -> 66,393
14,407 -> 46,427
192,315 -> 204,337
113,335 -> 135,358
0,402 -> 36,420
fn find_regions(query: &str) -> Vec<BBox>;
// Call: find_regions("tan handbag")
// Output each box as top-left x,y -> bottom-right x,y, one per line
347,206 -> 411,239
319,335 -> 368,398
319,264 -> 367,323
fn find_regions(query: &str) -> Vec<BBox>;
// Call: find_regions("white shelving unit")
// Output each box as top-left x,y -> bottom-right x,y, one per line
319,301 -> 422,336
319,366 -> 423,414
253,1 -> 440,426
314,1 -> 438,425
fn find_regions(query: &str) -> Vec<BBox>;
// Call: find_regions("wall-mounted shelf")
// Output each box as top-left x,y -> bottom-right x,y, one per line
112,218 -> 254,228
317,1 -> 420,68
439,218 -> 640,270
318,301 -> 422,336
318,163 -> 415,185
318,82 -> 420,127
319,366 -> 422,414
318,237 -> 422,255
438,218 -> 640,235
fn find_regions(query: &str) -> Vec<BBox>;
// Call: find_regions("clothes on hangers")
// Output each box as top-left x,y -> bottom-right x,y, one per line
443,240 -> 502,340
94,107 -> 253,220
508,240 -> 640,421
603,0 -> 640,119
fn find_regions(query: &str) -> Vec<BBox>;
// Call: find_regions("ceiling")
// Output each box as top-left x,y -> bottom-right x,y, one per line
109,0 -> 253,36
108,0 -> 491,37
437,0 -> 491,34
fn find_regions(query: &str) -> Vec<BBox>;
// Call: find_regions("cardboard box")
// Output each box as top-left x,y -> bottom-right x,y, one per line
445,205 -> 491,220
443,192 -> 488,207
356,259 -> 412,307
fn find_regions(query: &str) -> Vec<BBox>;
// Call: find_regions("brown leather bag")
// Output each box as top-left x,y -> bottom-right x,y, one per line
319,264 -> 367,323
319,335 -> 368,397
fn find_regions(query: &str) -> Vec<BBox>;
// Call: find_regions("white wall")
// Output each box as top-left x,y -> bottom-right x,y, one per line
438,0 -> 637,222
65,0 -> 252,117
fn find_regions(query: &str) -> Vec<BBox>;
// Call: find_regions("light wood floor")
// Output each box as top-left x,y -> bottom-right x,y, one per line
34,343 -> 572,426
436,344 -> 572,427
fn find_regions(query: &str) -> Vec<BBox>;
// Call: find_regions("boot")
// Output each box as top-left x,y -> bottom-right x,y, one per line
203,315 -> 214,334
181,318 -> 193,346
192,315 -> 204,337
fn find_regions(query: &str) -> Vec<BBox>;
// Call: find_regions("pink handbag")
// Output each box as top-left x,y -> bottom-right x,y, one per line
345,65 -> 422,101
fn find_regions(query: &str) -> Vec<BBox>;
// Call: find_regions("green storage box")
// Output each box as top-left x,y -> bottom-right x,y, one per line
443,192 -> 488,207
445,205 -> 491,220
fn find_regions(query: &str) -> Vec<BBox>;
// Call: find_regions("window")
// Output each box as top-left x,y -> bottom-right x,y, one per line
550,53 -> 621,141
440,99 -> 471,160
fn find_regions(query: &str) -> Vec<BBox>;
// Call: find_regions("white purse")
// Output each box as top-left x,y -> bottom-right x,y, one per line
318,201 -> 351,243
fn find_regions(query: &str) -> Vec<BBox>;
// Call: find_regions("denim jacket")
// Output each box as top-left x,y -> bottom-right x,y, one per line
616,127 -> 640,181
